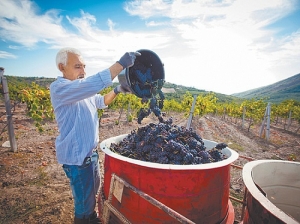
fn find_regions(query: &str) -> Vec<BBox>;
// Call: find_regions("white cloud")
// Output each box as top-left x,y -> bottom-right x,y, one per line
0,0 -> 299,94
145,21 -> 168,27
0,0 -> 170,69
107,19 -> 116,31
124,0 -> 299,94
265,30 -> 300,80
0,50 -> 17,59
0,0 -> 65,48
124,0 -> 171,19
8,45 -> 22,50
61,11 -> 171,68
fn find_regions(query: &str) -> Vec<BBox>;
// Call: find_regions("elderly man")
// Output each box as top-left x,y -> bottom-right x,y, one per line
50,48 -> 140,224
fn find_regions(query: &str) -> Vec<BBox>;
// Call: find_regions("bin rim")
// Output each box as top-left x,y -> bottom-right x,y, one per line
242,160 -> 300,224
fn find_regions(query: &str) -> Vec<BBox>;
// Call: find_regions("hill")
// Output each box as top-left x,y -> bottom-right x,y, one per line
5,75 -> 56,88
162,82 -> 240,103
232,73 -> 300,103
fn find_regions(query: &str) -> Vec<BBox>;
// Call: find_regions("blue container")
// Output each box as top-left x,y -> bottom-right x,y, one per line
118,49 -> 165,98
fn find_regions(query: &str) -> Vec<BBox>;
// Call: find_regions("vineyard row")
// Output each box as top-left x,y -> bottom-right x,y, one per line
1,82 -> 300,134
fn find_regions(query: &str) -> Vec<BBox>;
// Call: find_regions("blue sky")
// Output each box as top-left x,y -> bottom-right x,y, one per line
0,0 -> 300,95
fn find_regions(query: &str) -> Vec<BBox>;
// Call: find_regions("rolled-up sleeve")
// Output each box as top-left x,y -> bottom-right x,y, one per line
94,94 -> 107,109
50,68 -> 112,107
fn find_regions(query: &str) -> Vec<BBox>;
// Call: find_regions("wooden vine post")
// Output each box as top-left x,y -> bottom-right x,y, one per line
259,102 -> 271,141
242,106 -> 246,129
287,110 -> 292,130
186,95 -> 197,129
0,67 -> 17,152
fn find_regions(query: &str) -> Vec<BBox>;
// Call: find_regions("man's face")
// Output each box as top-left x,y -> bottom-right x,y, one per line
59,53 -> 86,80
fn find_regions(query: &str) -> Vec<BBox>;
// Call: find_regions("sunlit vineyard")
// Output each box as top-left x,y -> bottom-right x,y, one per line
1,78 -> 300,134
1,77 -> 300,224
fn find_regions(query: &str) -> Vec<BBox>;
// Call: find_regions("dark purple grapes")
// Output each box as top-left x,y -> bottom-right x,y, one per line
110,119 -> 228,165
129,61 -> 165,124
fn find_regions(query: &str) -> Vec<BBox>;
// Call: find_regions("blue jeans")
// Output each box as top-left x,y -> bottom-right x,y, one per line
62,151 -> 100,219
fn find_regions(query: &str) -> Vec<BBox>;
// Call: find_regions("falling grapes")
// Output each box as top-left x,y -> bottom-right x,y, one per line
110,118 -> 228,165
129,61 -> 165,124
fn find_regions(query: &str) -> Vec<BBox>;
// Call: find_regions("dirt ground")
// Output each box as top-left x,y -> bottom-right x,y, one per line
0,103 -> 299,224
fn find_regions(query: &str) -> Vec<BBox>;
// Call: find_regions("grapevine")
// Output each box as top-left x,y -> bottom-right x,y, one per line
1,76 -> 299,134
18,83 -> 55,132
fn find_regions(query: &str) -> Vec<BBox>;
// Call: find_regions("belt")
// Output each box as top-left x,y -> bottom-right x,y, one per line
82,146 -> 99,165
93,145 -> 99,153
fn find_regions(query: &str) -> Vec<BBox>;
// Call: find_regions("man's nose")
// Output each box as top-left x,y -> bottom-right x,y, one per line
81,67 -> 86,74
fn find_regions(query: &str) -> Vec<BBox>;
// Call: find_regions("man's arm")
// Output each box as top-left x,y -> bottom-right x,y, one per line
109,63 -> 124,81
104,89 -> 118,106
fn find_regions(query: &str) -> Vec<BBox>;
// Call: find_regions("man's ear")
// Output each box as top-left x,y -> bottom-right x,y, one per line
58,63 -> 64,72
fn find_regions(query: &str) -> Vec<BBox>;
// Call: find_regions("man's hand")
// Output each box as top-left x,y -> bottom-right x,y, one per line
117,52 -> 141,69
114,85 -> 132,94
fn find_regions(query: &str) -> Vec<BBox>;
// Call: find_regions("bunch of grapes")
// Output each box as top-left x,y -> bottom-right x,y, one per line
110,119 -> 228,165
129,61 -> 165,124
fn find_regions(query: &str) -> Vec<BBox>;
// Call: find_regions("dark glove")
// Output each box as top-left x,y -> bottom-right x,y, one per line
117,52 -> 141,69
114,85 -> 132,94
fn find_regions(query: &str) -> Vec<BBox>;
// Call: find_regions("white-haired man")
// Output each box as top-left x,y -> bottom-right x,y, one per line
50,48 -> 140,224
